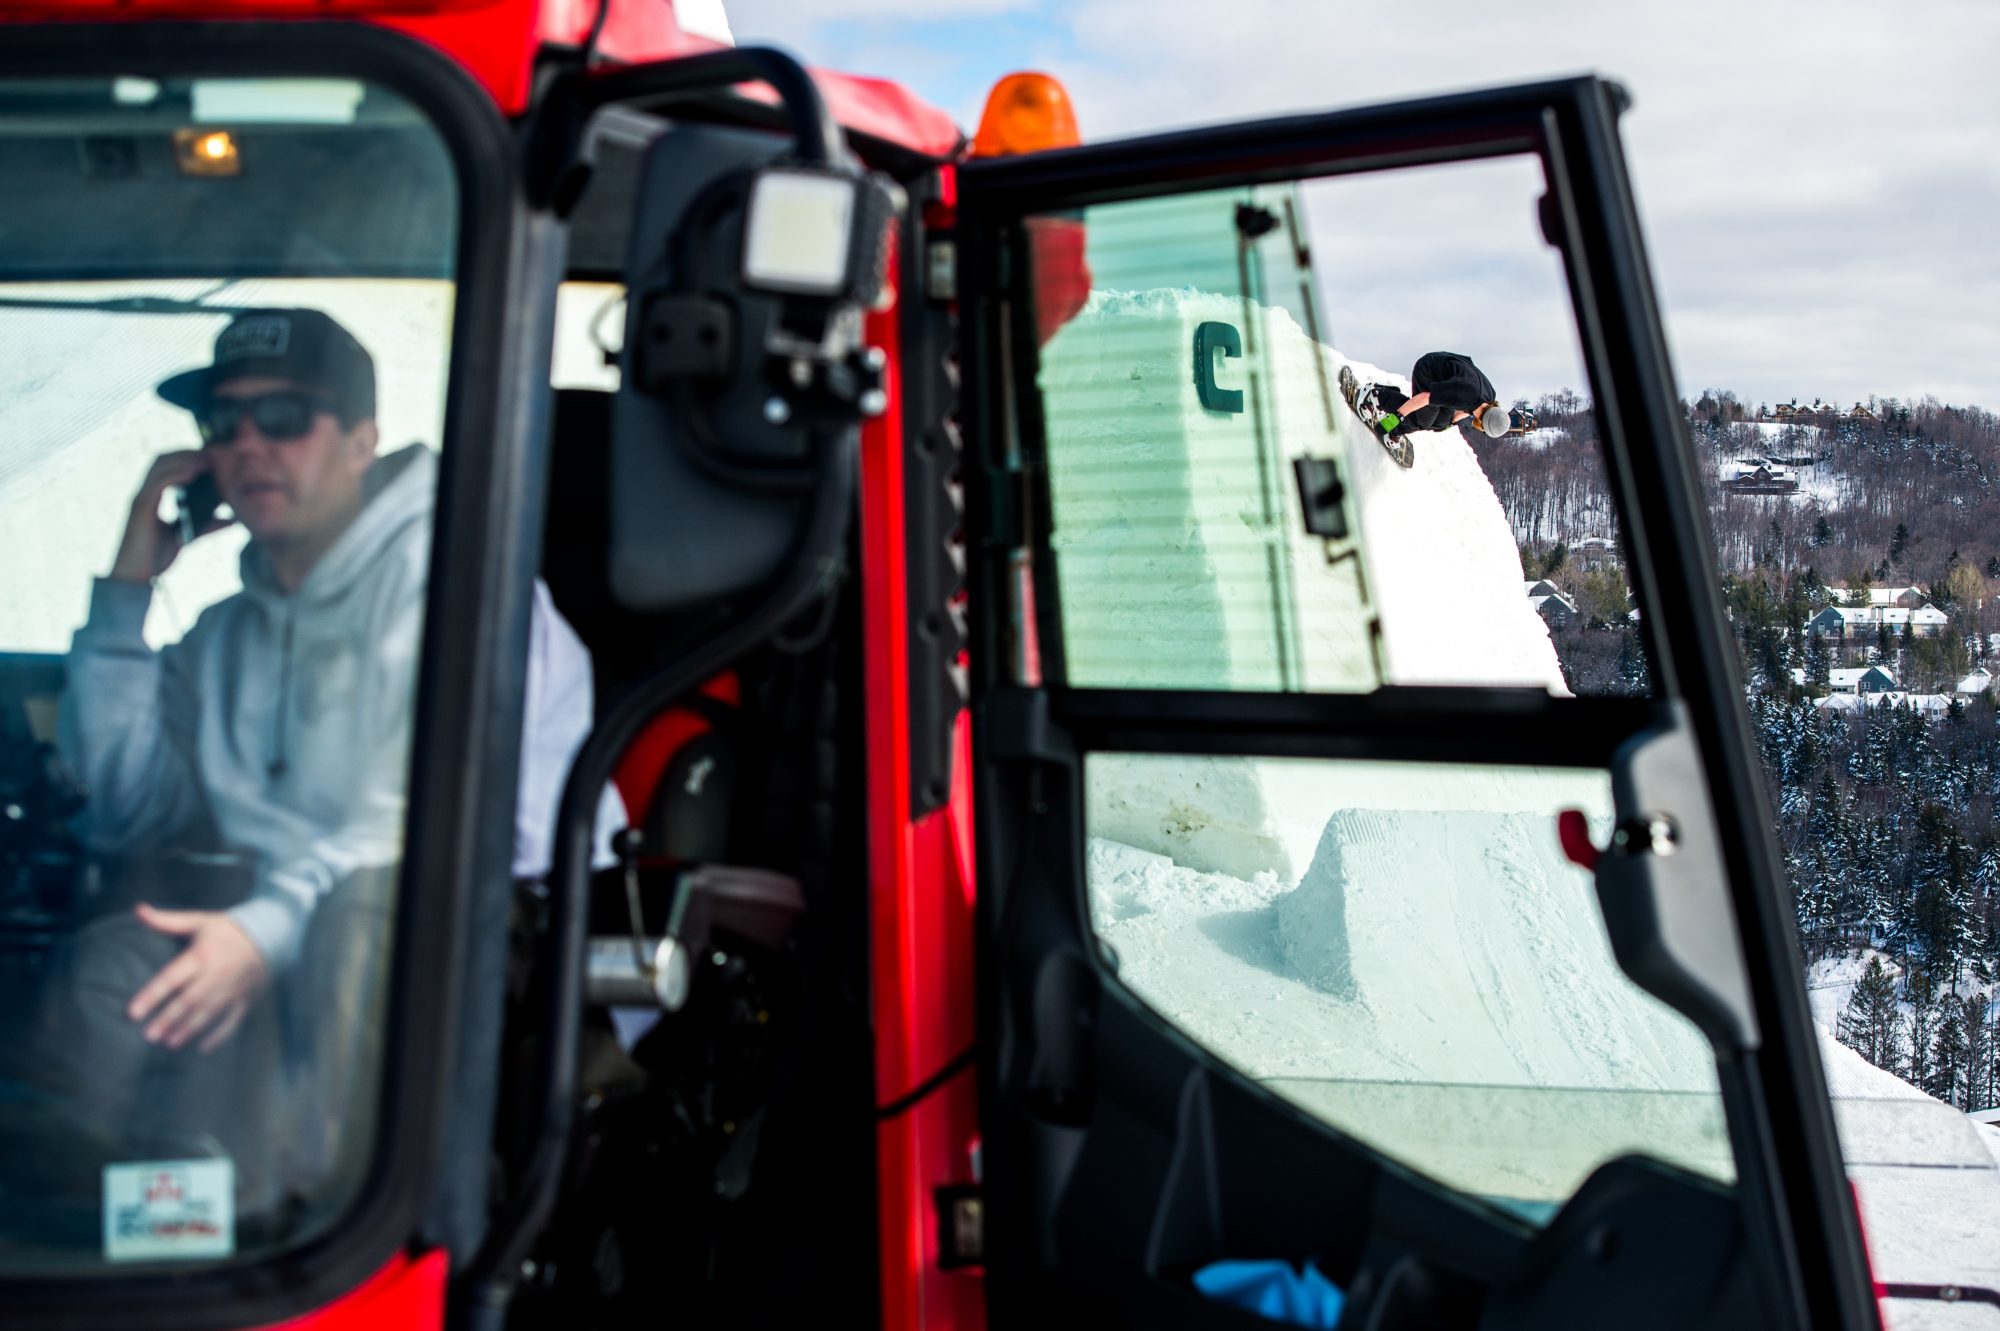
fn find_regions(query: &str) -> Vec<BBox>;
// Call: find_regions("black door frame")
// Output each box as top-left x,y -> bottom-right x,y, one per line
958,75 -> 1874,1331
0,23 -> 551,1329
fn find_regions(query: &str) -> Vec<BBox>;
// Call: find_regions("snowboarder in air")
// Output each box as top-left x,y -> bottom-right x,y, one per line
1338,351 -> 1511,469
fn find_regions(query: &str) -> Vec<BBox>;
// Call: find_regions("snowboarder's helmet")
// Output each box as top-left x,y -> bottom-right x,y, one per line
1476,402 -> 1511,438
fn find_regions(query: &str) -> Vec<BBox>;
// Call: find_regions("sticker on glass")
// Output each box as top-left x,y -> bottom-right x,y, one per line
103,1159 -> 235,1262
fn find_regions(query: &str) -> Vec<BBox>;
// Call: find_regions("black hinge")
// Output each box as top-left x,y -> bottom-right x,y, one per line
905,201 -> 968,817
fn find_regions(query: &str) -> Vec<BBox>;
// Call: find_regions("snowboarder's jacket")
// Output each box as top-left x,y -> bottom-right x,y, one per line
60,444 -> 616,973
1394,351 -> 1497,434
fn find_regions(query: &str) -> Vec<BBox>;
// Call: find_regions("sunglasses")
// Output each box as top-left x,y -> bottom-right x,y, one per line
199,391 -> 336,445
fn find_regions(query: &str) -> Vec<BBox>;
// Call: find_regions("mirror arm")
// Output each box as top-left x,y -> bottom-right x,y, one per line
578,46 -> 842,166
526,45 -> 842,211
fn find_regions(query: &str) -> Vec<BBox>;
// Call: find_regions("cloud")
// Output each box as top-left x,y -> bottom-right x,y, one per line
723,0 -> 2000,409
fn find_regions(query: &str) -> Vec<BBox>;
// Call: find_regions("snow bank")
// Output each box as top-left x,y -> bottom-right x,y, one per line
1821,1035 -> 2000,1307
1090,812 -> 1724,1207
1038,287 -> 1566,882
1039,287 -> 1562,696
1093,822 -> 2000,1291
1275,807 -> 1710,1087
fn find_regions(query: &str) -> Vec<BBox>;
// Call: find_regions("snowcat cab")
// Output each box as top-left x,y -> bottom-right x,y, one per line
0,4 -> 1906,1330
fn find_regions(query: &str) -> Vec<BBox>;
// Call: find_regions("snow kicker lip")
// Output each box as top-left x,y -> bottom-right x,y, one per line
1338,364 -> 1414,469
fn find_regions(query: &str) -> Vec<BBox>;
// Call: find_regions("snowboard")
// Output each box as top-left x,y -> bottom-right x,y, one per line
1338,364 -> 1415,469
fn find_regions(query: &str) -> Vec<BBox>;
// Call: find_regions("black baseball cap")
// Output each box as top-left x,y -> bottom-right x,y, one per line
157,308 -> 376,421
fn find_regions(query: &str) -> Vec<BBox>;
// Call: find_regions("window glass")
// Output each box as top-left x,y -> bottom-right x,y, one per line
1086,753 -> 1730,1222
1026,157 -> 1649,697
0,77 -> 457,1272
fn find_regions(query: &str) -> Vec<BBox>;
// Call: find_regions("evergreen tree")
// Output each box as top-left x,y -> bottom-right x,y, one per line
1805,634 -> 1833,689
1616,631 -> 1648,696
1837,956 -> 1905,1072
1908,990 -> 1938,1090
1890,523 -> 1911,565
1812,515 -> 1835,548
1960,993 -> 1994,1111
1907,806 -> 1978,985
1928,991 -> 1968,1105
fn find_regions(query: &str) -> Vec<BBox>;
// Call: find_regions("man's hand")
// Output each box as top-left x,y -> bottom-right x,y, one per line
127,904 -> 272,1053
109,450 -> 218,585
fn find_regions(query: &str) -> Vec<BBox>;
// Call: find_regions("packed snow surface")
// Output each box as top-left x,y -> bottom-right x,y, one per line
1038,288 -> 1565,699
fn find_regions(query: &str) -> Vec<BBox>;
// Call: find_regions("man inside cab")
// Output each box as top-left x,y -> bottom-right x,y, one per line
40,308 -> 613,1188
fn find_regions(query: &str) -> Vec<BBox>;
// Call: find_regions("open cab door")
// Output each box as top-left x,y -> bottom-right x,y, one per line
957,78 -> 1880,1331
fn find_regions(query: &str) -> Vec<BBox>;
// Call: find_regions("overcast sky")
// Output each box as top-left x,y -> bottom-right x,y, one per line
725,0 -> 2000,413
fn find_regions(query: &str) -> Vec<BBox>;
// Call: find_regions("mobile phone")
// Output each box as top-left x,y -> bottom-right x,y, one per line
177,473 -> 223,545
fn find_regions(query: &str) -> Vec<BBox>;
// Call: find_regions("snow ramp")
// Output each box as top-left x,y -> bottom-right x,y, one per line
1036,287 -> 1564,883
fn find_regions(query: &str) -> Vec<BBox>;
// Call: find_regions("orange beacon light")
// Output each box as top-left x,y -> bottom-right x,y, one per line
971,71 -> 1080,158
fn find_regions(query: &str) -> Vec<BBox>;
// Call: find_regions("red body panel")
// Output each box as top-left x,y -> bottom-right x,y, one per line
861,231 -> 985,1331
0,5 -> 969,1326
251,1249 -> 448,1331
0,0 -> 962,154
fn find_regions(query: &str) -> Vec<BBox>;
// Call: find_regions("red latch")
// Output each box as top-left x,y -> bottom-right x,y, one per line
1556,809 -> 1599,871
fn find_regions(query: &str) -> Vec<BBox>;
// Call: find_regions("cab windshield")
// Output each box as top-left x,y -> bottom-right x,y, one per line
0,75 -> 457,1272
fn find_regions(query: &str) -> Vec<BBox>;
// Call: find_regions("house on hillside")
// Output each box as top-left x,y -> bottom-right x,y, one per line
1722,459 -> 1799,495
1957,667 -> 1994,696
1524,580 -> 1578,628
1829,586 -> 1933,610
1850,402 -> 1875,421
1826,665 -> 1899,696
1805,604 -> 1948,639
1815,690 -> 1956,717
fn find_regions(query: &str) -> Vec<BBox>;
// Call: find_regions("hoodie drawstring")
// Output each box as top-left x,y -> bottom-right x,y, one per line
269,605 -> 293,780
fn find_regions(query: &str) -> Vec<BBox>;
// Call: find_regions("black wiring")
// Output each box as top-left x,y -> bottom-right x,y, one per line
874,1045 -> 977,1120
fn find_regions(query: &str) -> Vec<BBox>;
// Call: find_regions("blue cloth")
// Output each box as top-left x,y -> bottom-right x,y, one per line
1192,1258 -> 1346,1328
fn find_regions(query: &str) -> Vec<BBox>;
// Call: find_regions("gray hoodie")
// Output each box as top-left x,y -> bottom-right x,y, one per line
60,445 -> 615,971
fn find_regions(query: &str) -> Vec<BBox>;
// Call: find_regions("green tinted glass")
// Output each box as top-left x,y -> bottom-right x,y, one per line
1084,754 -> 1731,1224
